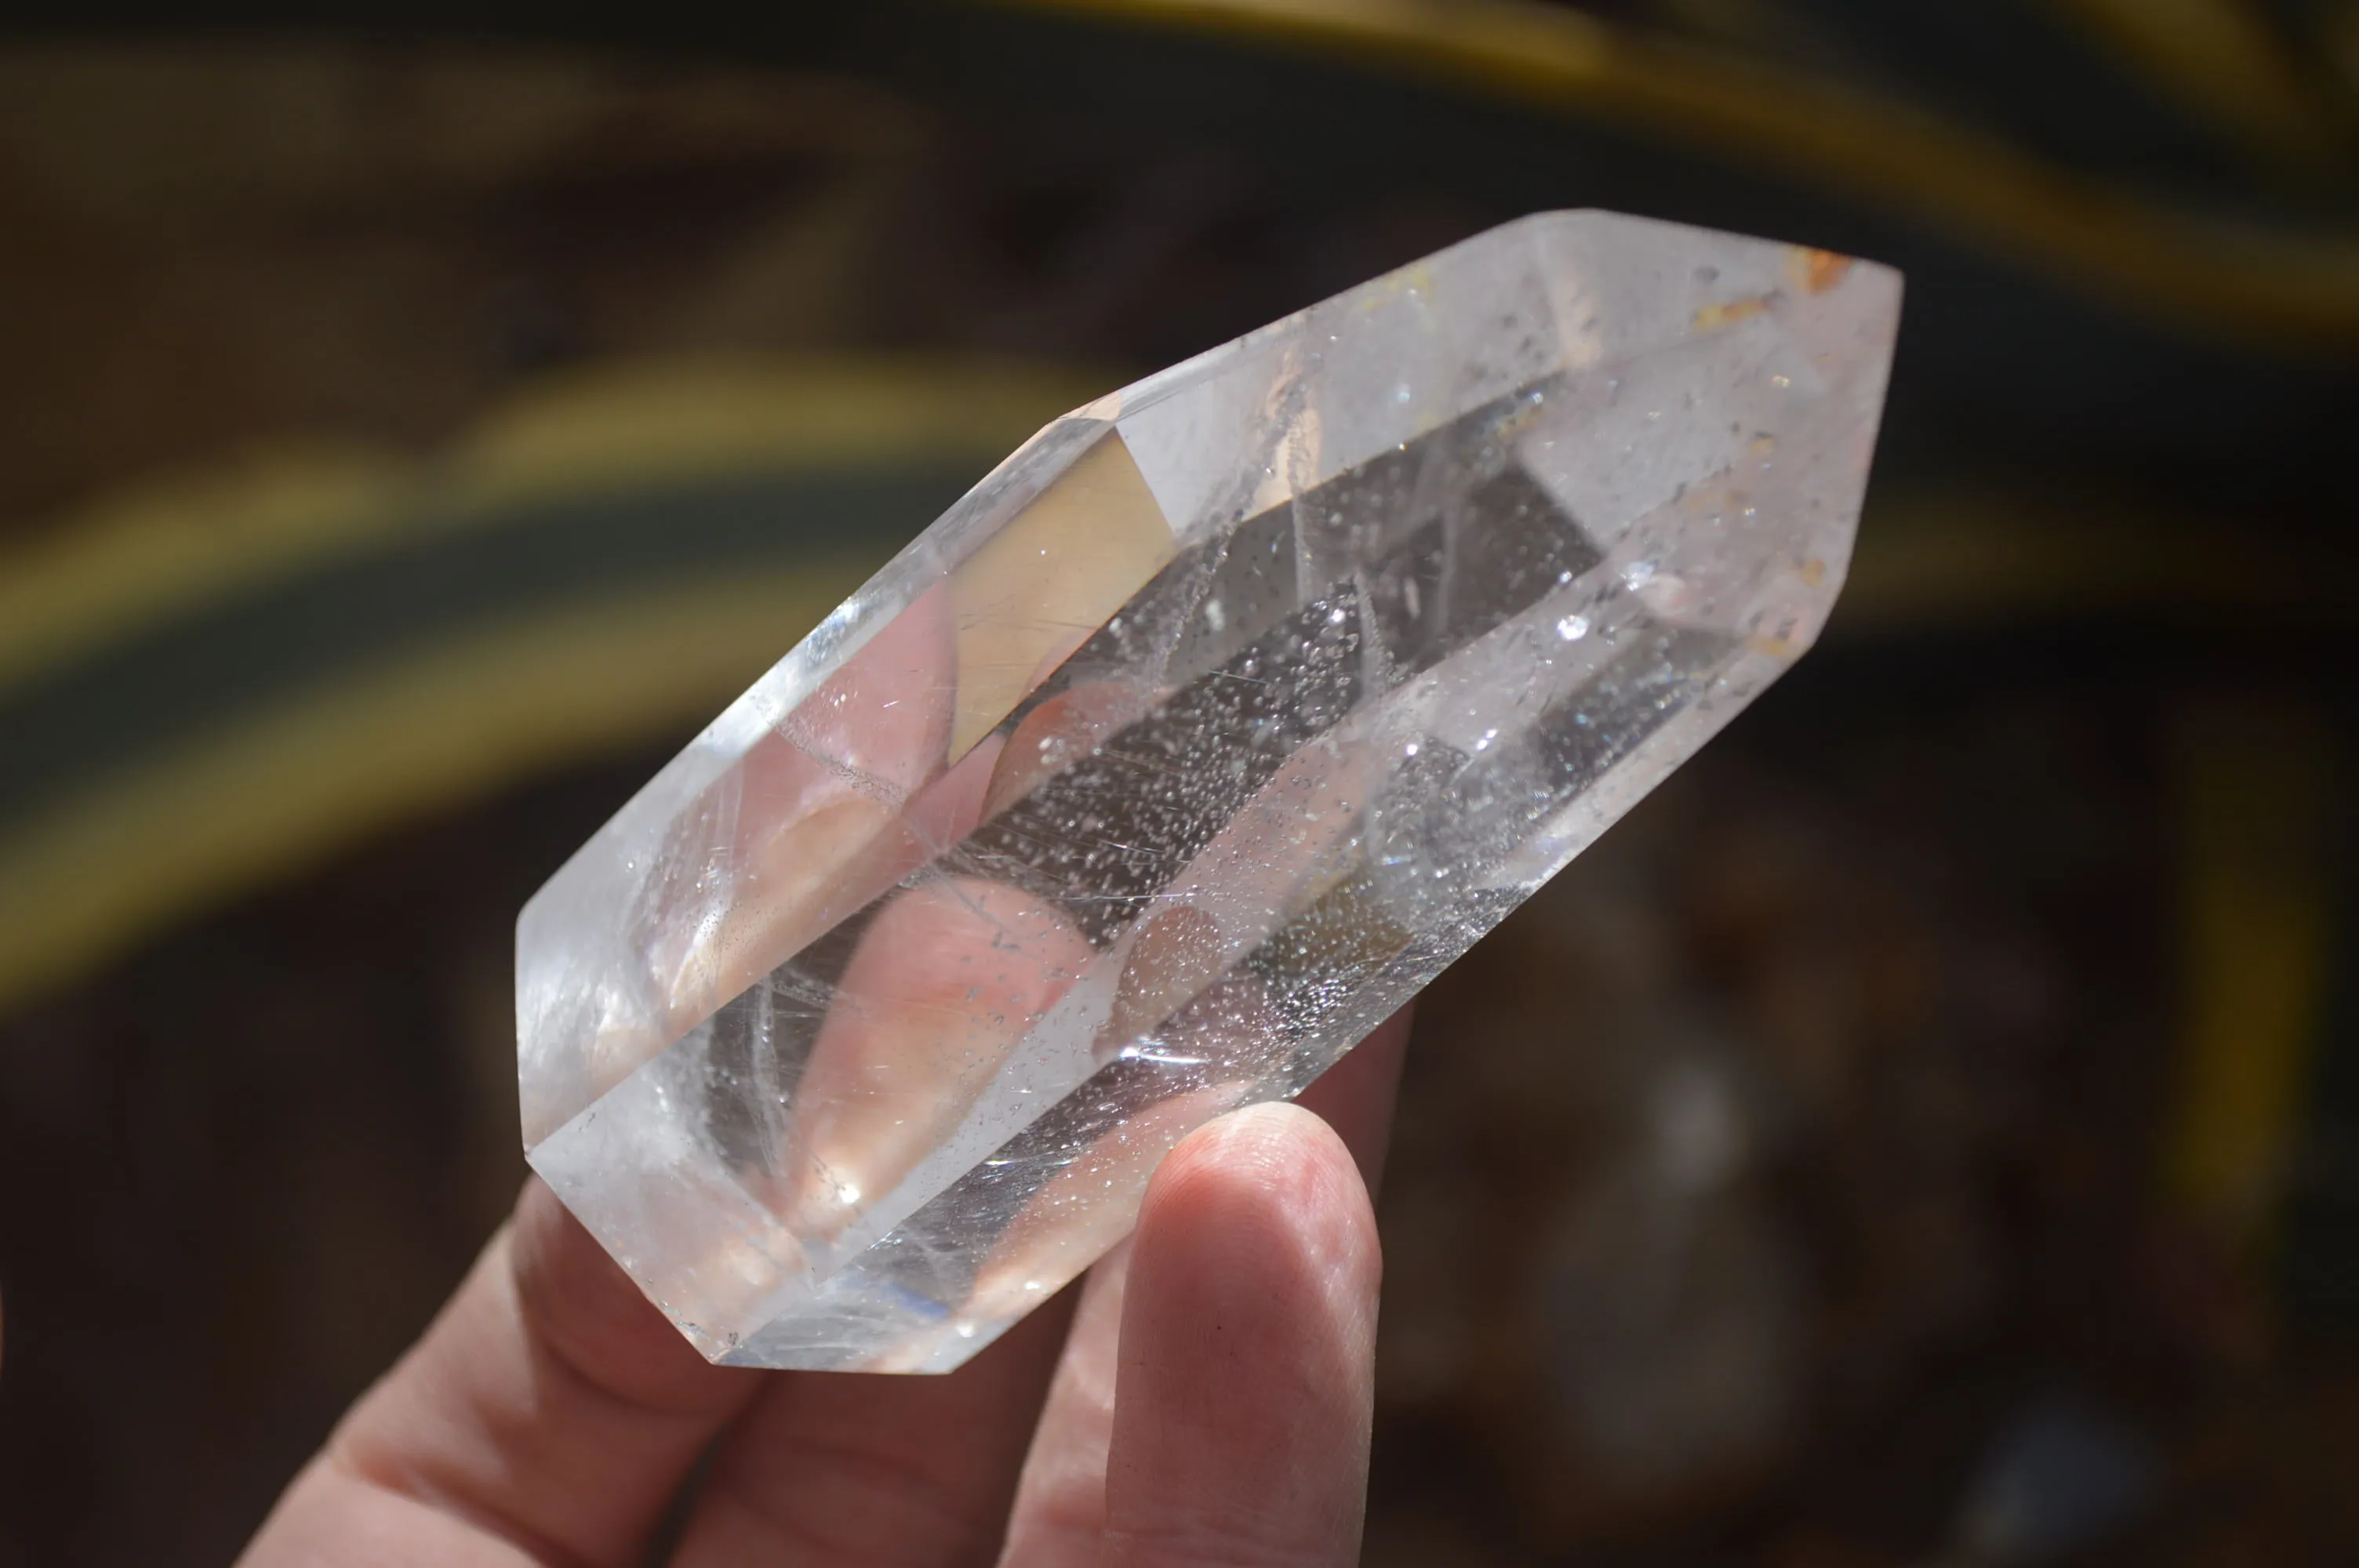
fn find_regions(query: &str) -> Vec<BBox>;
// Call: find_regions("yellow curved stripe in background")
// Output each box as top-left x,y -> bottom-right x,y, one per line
0,358 -> 1104,696
5,0 -> 2355,1016
0,358 -> 1113,1014
2041,0 -> 2347,171
2168,700 -> 2342,1261
0,355 -> 2348,1014
0,566 -> 871,1011
0,486 -> 2335,1015
994,0 -> 2359,347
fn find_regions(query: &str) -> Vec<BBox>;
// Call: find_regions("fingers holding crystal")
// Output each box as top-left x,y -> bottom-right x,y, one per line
665,1292 -> 1074,1568
650,584 -> 964,1051
983,676 -> 1158,822
1100,1102 -> 1381,1568
997,1011 -> 1406,1568
242,1181 -> 758,1566
778,877 -> 1095,1246
961,1091 -> 1239,1341
996,1240 -> 1134,1568
776,707 -> 1384,1353
1294,1004 -> 1412,1195
518,212 -> 1899,1373
943,429 -> 1175,757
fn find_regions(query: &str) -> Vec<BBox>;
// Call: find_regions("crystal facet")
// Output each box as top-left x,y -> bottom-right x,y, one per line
517,211 -> 1901,1372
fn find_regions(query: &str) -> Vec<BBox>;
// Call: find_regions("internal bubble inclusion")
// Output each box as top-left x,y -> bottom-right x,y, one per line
515,210 -> 1901,1373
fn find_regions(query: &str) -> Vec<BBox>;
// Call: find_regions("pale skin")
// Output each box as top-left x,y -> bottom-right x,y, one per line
184,558 -> 1408,1564
230,1007 -> 1409,1567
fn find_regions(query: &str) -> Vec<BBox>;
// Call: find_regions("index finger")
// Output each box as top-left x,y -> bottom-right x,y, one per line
242,1178 -> 756,1566
1102,1101 -> 1383,1568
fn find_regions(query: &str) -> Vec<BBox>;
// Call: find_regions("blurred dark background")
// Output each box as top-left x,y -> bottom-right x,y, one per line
2,1 -> 2357,1562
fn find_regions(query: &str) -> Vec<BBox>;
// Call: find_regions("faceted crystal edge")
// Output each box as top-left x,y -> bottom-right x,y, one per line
515,208 -> 1904,1372
707,654 -> 1797,1373
514,412 -> 1124,1147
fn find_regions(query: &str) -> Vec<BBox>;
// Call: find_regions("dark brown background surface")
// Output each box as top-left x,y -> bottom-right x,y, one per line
3,3 -> 2357,1561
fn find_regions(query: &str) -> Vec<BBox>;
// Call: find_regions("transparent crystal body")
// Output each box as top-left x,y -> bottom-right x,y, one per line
517,211 -> 1900,1371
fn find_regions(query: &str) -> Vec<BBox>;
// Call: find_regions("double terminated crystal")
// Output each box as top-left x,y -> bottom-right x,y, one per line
518,211 -> 1900,1372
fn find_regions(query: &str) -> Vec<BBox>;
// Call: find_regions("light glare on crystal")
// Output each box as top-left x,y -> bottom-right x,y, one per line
516,211 -> 1901,1373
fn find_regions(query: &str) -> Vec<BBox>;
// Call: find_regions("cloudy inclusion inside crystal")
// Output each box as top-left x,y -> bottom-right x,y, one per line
516,211 -> 1900,1372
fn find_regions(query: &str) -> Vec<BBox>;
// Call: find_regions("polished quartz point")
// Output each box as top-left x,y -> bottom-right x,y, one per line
517,211 -> 1901,1372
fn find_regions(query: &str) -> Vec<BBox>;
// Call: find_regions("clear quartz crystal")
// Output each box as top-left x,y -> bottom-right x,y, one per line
517,211 -> 1900,1372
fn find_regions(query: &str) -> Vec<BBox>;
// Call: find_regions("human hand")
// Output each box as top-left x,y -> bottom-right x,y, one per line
242,1010 -> 1407,1567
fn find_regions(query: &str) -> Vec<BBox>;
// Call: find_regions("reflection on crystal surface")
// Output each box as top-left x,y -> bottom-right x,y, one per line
517,211 -> 1901,1371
